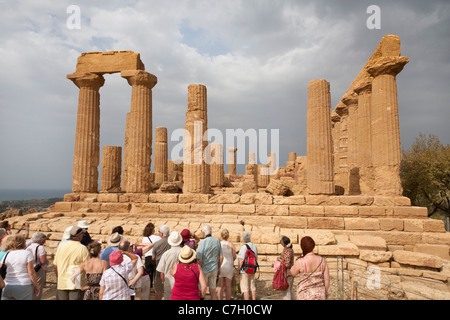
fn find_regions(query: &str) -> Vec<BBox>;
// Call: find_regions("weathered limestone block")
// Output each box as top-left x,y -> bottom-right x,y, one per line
241,180 -> 258,194
159,181 -> 182,193
265,179 -> 290,196
379,218 -> 404,231
359,250 -> 393,263
317,242 -> 359,256
393,250 -> 443,269
73,51 -> 145,74
349,235 -> 387,251
159,203 -> 191,213
423,219 -> 446,233
272,216 -> 307,229
148,193 -> 179,203
305,195 -> 340,206
344,218 -> 380,230
393,206 -> 428,219
190,204 -> 223,214
240,193 -> 273,205
97,193 -> 119,203
222,204 -> 255,214
358,206 -> 386,217
273,195 -> 306,205
178,194 -> 210,204
100,146 -> 122,192
257,165 -> 270,188
130,203 -> 159,213
100,203 -> 131,213
307,217 -> 344,229
255,204 -> 289,216
289,205 -> 324,217
413,244 -> 450,261
299,230 -> 336,246
324,206 -> 359,217
209,194 -> 240,204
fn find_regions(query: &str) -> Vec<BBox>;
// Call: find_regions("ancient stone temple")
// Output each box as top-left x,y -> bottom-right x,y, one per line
28,36 -> 445,299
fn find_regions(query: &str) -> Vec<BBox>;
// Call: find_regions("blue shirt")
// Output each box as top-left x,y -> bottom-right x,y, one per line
196,236 -> 222,274
100,246 -> 118,266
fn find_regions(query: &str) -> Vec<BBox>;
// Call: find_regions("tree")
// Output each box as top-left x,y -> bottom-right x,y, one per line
401,133 -> 450,219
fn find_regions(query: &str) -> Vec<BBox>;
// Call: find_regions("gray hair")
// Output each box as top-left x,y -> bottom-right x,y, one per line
31,232 -> 46,243
242,231 -> 251,243
201,225 -> 212,236
159,225 -> 170,237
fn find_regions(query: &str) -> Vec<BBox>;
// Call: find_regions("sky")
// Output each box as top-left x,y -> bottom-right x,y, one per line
0,0 -> 449,192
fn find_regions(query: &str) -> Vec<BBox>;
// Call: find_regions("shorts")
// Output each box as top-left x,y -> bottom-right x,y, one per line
204,272 -> 218,289
240,273 -> 256,293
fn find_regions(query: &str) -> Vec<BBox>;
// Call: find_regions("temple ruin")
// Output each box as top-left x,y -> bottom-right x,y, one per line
7,35 -> 448,299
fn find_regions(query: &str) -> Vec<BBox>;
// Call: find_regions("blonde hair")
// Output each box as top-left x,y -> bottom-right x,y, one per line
221,229 -> 229,240
1,234 -> 26,251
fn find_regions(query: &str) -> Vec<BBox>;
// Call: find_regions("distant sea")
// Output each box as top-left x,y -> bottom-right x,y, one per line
0,189 -> 72,201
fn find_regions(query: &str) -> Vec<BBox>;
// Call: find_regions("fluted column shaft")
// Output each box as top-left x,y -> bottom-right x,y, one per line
69,73 -> 105,193
154,127 -> 168,184
210,143 -> 224,187
367,56 -> 408,195
183,84 -> 209,193
306,79 -> 334,194
121,70 -> 157,193
228,147 -> 237,175
100,146 -> 122,192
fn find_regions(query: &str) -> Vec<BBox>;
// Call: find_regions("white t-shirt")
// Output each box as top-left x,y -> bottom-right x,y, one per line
0,250 -> 33,285
26,241 -> 47,271
142,235 -> 161,257
121,253 -> 145,288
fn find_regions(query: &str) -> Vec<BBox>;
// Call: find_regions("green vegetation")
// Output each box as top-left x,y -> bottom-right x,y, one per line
0,198 -> 63,213
401,133 -> 450,221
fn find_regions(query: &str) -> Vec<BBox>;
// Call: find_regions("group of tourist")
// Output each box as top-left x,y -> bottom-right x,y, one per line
0,218 -> 330,300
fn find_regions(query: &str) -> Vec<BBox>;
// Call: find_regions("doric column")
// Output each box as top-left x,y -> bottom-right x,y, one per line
183,84 -> 209,193
257,164 -> 270,188
306,79 -> 334,194
228,147 -> 237,175
245,152 -> 257,178
100,146 -> 122,192
121,70 -> 157,193
354,79 -> 374,195
367,56 -> 409,195
342,92 -> 360,195
210,143 -> 224,187
154,127 -> 168,184
68,72 -> 105,193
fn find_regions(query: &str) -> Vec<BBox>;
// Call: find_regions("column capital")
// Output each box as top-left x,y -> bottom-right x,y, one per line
67,72 -> 105,90
366,56 -> 409,77
121,70 -> 157,88
353,78 -> 373,95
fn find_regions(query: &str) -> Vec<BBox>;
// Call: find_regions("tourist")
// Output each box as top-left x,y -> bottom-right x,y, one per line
0,234 -> 39,300
152,225 -> 171,300
0,221 -> 29,237
180,228 -> 199,249
156,231 -> 183,300
196,225 -> 223,300
217,229 -> 236,300
142,222 -> 161,288
78,220 -> 95,246
53,226 -> 90,300
118,240 -> 144,300
99,249 -> 138,300
57,226 -> 73,249
170,246 -> 207,300
290,236 -> 330,300
0,228 -> 6,297
112,225 -> 124,235
131,241 -> 154,300
26,232 -> 48,300
238,231 -> 258,300
100,232 -> 123,266
70,242 -> 108,300
275,236 -> 295,300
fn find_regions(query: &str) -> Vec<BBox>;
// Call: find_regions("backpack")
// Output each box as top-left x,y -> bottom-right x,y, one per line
241,244 -> 258,274
272,261 -> 289,291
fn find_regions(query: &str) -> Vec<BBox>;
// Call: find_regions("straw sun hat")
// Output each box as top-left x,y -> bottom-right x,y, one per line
178,245 -> 196,264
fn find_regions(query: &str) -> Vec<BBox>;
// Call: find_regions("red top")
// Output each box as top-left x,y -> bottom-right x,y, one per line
170,263 -> 200,300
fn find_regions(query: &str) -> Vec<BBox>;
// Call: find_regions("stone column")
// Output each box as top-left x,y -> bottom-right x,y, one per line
210,143 -> 224,187
367,56 -> 409,195
257,164 -> 270,188
121,70 -> 157,193
342,92 -> 360,195
68,73 -> 105,193
154,127 -> 168,184
245,152 -> 257,177
306,79 -> 334,194
183,84 -> 209,193
354,79 -> 374,195
228,147 -> 237,175
100,146 -> 122,192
